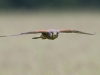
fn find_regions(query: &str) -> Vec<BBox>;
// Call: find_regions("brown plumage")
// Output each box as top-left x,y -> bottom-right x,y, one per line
0,29 -> 95,40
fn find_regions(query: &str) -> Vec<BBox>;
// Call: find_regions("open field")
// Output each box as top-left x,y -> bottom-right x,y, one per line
0,10 -> 99,75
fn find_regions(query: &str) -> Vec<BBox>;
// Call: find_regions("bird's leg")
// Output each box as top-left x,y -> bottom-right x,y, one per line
40,35 -> 46,40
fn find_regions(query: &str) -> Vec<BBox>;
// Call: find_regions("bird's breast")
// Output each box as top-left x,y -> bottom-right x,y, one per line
42,33 -> 57,40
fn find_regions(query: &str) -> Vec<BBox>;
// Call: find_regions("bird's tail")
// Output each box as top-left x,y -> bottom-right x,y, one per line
32,36 -> 47,40
32,37 -> 41,39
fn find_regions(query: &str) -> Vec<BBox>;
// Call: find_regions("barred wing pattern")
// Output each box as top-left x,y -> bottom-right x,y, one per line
59,29 -> 95,35
0,30 -> 49,37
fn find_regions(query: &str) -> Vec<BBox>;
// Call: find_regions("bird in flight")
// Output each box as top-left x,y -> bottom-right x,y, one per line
0,29 -> 95,40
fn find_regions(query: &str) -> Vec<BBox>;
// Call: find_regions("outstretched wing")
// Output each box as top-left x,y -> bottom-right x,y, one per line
0,30 -> 49,37
58,29 -> 95,35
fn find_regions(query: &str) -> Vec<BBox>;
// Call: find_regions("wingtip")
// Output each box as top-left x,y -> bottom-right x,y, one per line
92,32 -> 96,35
0,35 -> 7,37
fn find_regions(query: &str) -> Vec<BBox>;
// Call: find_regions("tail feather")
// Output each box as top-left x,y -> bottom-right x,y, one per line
32,37 -> 40,39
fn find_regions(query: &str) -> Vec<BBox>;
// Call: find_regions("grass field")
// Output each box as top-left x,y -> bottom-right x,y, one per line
0,10 -> 99,75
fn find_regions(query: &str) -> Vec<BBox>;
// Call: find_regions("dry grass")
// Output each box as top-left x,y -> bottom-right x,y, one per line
0,10 -> 99,75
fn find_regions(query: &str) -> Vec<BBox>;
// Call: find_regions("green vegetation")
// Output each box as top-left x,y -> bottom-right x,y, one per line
0,0 -> 100,9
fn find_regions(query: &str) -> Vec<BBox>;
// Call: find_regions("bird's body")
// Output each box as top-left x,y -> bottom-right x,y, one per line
32,29 -> 59,40
0,29 -> 95,40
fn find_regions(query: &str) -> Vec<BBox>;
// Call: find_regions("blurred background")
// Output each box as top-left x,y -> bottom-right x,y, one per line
0,0 -> 100,75
0,0 -> 100,10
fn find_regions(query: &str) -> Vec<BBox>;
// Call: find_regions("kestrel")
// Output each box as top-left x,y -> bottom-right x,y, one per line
0,29 -> 95,40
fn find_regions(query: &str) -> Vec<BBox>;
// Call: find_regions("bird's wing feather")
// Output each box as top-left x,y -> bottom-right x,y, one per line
0,30 -> 49,37
59,29 -> 95,35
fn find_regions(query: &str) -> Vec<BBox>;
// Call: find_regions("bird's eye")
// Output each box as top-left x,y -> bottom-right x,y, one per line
49,32 -> 53,37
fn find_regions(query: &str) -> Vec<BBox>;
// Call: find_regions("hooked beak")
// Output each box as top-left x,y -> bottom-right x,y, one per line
53,32 -> 57,36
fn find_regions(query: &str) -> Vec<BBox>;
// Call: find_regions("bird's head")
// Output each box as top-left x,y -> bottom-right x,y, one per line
49,29 -> 59,38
